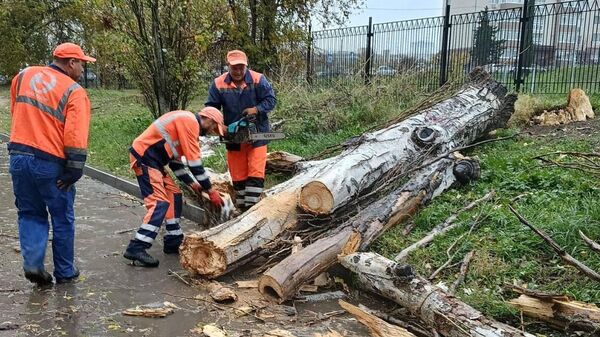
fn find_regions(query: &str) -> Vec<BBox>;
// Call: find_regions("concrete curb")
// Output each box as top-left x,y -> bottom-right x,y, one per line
0,133 -> 206,224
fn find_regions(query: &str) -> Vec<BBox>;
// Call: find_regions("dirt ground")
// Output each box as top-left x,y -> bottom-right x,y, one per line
525,115 -> 600,149
0,143 -> 370,337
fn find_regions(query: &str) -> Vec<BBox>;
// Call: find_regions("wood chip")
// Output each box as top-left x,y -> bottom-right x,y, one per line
299,284 -> 319,293
202,324 -> 228,337
234,306 -> 254,317
263,329 -> 297,337
122,301 -> 176,318
210,286 -> 237,303
235,280 -> 258,288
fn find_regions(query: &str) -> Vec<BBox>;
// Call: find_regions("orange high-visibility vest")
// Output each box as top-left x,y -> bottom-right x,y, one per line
131,110 -> 203,167
9,66 -> 91,168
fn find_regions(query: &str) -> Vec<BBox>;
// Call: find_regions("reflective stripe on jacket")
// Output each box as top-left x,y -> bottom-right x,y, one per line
8,66 -> 91,167
131,110 -> 211,190
205,70 -> 276,149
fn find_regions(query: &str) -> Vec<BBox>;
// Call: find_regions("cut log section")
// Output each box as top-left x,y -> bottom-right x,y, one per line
508,286 -> 600,333
298,69 -> 514,215
266,151 -> 303,173
258,155 -> 476,303
338,300 -> 416,337
180,69 -> 514,278
340,252 -> 535,337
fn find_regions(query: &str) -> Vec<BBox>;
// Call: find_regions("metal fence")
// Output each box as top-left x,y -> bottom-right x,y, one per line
308,0 -> 600,94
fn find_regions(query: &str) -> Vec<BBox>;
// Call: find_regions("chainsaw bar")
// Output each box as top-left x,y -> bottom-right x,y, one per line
248,132 -> 286,141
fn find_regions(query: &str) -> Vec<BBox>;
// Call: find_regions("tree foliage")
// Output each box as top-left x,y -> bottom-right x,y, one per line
0,0 -> 364,118
104,0 -> 226,117
222,0 -> 363,74
0,0 -> 93,76
471,7 -> 505,67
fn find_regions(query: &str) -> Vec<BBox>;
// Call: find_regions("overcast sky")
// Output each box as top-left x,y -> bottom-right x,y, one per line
344,0 -> 445,27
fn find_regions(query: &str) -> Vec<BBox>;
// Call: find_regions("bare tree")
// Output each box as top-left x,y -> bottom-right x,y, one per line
109,0 -> 222,117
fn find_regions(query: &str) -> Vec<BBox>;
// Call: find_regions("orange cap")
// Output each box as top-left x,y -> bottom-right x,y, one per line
226,50 -> 247,66
199,107 -> 225,136
53,43 -> 96,62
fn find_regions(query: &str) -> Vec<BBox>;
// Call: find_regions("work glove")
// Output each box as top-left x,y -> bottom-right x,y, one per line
242,107 -> 258,123
208,189 -> 224,209
57,167 -> 83,190
189,182 -> 203,198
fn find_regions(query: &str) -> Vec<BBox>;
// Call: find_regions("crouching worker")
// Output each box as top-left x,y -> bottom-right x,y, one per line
124,107 -> 226,267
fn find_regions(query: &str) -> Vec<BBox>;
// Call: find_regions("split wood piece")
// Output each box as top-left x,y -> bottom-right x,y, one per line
266,151 -> 303,173
235,280 -> 258,288
449,250 -> 475,294
579,230 -> 600,254
199,324 -> 228,337
340,252 -> 535,337
508,205 -> 600,282
338,300 -> 416,337
298,69 -> 513,215
508,294 -> 600,333
122,302 -> 176,318
180,69 -> 513,278
395,191 -> 495,261
357,304 -> 432,337
259,156 -> 473,303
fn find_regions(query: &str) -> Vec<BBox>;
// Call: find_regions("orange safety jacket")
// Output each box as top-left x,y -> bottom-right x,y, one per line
8,65 -> 91,169
130,110 -> 212,190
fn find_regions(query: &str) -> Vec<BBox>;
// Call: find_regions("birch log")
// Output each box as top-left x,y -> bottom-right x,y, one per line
180,69 -> 514,278
340,252 -> 535,337
298,69 -> 513,215
258,155 -> 477,302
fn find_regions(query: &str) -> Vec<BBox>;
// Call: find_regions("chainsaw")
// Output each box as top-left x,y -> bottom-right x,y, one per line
223,117 -> 285,144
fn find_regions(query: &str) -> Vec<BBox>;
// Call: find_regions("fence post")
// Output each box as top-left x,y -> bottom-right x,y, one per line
364,17 -> 373,85
515,0 -> 530,92
84,63 -> 89,88
306,24 -> 313,84
439,2 -> 451,87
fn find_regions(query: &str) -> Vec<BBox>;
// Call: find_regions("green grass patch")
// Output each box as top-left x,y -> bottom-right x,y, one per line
374,124 -> 600,325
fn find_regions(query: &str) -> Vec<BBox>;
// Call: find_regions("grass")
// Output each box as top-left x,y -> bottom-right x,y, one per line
374,124 -> 600,325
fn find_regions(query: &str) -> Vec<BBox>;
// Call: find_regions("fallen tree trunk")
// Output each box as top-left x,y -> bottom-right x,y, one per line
180,69 -> 514,278
298,69 -> 513,215
258,155 -> 479,302
340,252 -> 535,337
266,151 -> 303,173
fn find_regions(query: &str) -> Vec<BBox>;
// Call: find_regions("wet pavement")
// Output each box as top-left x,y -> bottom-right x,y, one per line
0,142 -> 369,337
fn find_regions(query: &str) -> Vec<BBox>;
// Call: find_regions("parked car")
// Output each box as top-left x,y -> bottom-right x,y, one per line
0,74 -> 8,85
375,65 -> 397,76
316,69 -> 346,78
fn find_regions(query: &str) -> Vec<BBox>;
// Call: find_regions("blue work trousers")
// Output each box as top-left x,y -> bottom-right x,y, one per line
9,154 -> 77,279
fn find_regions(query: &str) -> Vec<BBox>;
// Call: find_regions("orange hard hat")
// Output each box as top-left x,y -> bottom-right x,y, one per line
53,43 -> 96,62
199,107 -> 225,136
226,50 -> 247,66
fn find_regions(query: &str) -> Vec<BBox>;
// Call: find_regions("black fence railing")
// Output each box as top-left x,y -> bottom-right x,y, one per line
308,0 -> 600,94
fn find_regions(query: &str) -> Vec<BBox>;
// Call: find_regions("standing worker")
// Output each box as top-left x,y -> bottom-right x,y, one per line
8,43 -> 95,286
123,107 -> 226,267
206,50 -> 276,211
